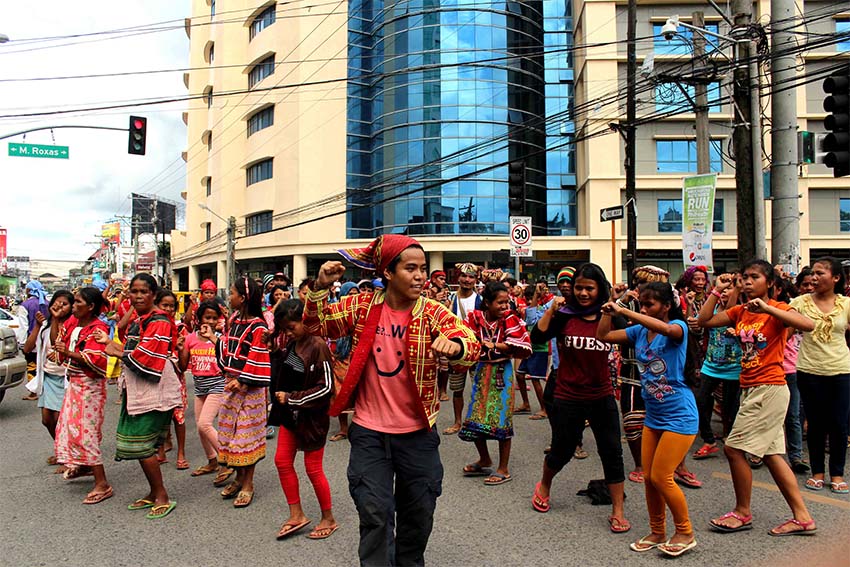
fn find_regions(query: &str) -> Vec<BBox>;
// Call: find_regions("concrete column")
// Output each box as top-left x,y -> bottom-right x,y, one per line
429,250 -> 444,273
217,260 -> 228,292
293,254 -> 307,283
189,265 -> 200,290
171,270 -> 181,291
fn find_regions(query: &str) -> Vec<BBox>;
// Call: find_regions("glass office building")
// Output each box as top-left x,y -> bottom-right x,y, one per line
346,0 -> 575,238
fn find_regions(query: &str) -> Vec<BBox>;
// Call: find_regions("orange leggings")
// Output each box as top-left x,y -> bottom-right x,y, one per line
642,427 -> 697,536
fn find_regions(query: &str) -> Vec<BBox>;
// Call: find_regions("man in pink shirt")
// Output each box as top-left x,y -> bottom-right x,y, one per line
303,234 -> 480,566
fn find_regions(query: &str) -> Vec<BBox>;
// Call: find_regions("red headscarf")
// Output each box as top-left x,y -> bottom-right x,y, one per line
337,234 -> 422,275
200,279 -> 217,292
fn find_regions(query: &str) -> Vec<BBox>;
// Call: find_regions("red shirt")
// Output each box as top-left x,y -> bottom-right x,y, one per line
353,306 -> 425,434
725,300 -> 791,388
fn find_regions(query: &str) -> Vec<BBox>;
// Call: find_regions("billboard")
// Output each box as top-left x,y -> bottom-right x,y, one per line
101,222 -> 121,245
131,193 -> 176,239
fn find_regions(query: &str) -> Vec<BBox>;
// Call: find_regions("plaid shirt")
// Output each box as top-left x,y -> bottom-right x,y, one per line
303,288 -> 480,427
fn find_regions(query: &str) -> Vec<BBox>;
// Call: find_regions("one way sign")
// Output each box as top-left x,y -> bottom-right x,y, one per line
600,205 -> 625,223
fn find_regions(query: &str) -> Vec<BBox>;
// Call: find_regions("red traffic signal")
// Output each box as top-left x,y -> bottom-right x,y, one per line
128,115 -> 147,155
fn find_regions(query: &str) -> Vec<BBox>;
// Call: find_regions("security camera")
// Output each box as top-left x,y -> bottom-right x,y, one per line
660,16 -> 680,41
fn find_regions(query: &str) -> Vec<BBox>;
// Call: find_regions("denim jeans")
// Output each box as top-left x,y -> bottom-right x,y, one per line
347,422 -> 443,567
784,373 -> 803,462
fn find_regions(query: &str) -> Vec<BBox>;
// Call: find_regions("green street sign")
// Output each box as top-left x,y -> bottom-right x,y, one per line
8,142 -> 69,159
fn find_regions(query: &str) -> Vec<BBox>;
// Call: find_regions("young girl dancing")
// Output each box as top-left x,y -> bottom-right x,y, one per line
598,283 -> 698,557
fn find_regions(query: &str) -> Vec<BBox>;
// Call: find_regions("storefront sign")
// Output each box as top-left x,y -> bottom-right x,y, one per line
682,173 -> 717,272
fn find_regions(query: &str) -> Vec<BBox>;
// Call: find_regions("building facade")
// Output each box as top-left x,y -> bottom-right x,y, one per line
171,0 -> 850,288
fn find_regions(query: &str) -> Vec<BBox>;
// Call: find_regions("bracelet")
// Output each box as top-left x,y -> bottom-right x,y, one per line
710,289 -> 722,299
615,299 -> 627,308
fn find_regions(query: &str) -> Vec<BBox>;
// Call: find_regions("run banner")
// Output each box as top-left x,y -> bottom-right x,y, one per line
681,173 -> 717,272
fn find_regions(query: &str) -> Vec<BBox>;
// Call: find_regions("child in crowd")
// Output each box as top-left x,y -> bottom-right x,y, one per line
154,290 -> 189,470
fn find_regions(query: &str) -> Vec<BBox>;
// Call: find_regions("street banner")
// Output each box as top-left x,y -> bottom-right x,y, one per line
101,222 -> 121,245
0,228 -> 6,273
681,173 -> 717,272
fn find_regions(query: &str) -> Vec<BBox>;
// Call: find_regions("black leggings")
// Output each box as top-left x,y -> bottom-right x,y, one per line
546,396 -> 625,484
695,376 -> 740,443
797,371 -> 850,478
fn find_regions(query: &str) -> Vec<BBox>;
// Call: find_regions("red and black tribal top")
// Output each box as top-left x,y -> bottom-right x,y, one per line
216,315 -> 271,387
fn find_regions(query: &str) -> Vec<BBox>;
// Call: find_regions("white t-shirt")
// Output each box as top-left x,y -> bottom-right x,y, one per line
458,293 -> 478,319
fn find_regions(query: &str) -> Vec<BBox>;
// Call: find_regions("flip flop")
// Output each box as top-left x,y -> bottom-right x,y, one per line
608,516 -> 631,533
628,470 -> 645,483
442,424 -> 461,435
484,472 -> 512,486
709,511 -> 753,533
768,518 -> 817,536
659,539 -> 697,557
532,482 -> 550,513
277,519 -> 311,540
82,487 -> 114,505
805,478 -> 824,491
529,413 -> 547,420
62,466 -> 94,480
463,463 -> 493,477
513,407 -> 531,415
233,490 -> 254,508
629,536 -> 663,552
830,481 -> 849,494
329,433 -> 347,442
221,482 -> 243,499
307,524 -> 340,540
146,501 -> 177,520
674,470 -> 702,489
574,447 -> 589,460
213,468 -> 235,487
128,498 -> 155,511
191,463 -> 218,477
693,443 -> 720,460
176,459 -> 190,470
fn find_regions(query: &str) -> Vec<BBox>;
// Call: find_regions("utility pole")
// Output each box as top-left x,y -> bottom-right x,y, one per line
693,12 -> 711,174
770,0 -> 799,273
624,0 -> 637,282
730,0 -> 765,264
226,216 -> 237,287
151,200 -> 159,282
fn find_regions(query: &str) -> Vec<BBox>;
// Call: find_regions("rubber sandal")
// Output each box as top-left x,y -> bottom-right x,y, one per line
747,455 -> 763,469
442,424 -> 461,435
529,413 -> 547,420
830,481 -> 849,494
463,463 -> 493,477
574,447 -> 589,460
513,407 -> 531,415
709,511 -> 753,533
128,498 -> 155,511
693,443 -> 720,460
484,472 -> 512,486
191,463 -> 218,477
46,455 -> 58,465
674,470 -> 702,489
628,470 -> 645,483
213,468 -> 235,487
629,536 -> 663,552
145,501 -> 176,520
221,482 -> 243,499
329,433 -> 347,442
307,524 -> 340,540
62,466 -> 94,480
608,516 -> 631,533
532,482 -> 550,513
82,487 -> 114,505
768,518 -> 817,536
233,490 -> 254,508
277,519 -> 311,540
176,459 -> 190,470
659,538 -> 697,557
804,478 -> 824,491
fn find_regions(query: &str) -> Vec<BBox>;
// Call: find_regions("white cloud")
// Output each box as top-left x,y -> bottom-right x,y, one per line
0,0 -> 189,261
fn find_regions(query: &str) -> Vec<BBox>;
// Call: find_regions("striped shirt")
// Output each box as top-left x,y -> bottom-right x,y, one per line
217,316 -> 271,387
123,310 -> 176,383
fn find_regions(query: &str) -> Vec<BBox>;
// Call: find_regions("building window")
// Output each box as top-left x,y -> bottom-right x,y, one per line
658,199 -> 683,233
210,0 -> 215,17
838,20 -> 850,52
655,82 -> 723,113
656,139 -> 722,173
205,222 -> 211,240
246,158 -> 273,186
246,211 -> 273,235
713,198 -> 724,232
248,55 -> 275,89
247,106 -> 274,137
205,177 -> 211,197
249,5 -> 276,40
209,44 -> 215,64
654,22 -> 719,55
206,88 -> 213,109
841,198 -> 850,232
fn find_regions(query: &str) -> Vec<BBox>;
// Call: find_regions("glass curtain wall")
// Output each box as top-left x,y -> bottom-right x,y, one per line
346,0 -> 551,238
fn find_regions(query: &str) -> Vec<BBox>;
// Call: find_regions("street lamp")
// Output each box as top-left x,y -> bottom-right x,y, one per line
197,203 -> 237,287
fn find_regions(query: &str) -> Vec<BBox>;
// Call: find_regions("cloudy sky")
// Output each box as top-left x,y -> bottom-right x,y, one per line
0,1 -> 189,260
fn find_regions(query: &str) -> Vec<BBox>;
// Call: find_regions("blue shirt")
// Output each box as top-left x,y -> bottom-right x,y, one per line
625,320 -> 698,435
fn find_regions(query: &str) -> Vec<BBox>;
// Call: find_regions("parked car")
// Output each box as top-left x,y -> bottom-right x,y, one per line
0,307 -> 27,345
0,326 -> 27,405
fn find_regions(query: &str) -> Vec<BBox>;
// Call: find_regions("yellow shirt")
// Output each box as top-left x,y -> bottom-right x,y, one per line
789,294 -> 850,374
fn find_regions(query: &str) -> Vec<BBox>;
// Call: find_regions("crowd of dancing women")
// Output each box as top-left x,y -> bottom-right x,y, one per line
17,233 -> 850,564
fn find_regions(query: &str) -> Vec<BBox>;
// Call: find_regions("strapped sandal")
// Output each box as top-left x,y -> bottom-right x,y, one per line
768,518 -> 817,536
191,463 -> 218,477
709,511 -> 753,532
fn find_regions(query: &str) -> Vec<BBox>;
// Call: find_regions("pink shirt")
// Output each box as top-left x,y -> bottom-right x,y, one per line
353,306 -> 425,434
783,331 -> 802,374
184,332 -> 220,377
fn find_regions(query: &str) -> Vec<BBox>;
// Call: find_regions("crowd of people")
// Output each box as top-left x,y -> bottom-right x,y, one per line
18,233 -> 850,564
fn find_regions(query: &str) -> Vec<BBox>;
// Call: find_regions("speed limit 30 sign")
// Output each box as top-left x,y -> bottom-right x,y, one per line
510,216 -> 532,257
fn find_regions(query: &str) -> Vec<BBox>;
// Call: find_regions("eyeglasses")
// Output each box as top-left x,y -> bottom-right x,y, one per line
622,357 -> 667,376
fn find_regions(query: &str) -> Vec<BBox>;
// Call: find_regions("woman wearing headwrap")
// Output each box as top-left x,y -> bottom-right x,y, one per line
183,279 -> 226,332
303,234 -> 480,566
18,281 -> 50,400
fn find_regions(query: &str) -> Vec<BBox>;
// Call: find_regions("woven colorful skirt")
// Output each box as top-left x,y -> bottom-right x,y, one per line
217,386 -> 268,467
115,394 -> 173,461
55,371 -> 107,466
458,361 -> 514,442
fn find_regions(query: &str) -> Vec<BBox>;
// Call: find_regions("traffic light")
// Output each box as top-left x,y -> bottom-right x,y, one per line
508,161 -> 526,216
823,66 -> 849,178
128,115 -> 147,155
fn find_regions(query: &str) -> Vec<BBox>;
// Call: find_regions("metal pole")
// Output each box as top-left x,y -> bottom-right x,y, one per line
611,220 -> 617,283
226,216 -> 236,287
693,12 -> 711,174
749,41 -> 768,260
151,201 -> 159,280
770,0 -> 799,272
625,0 -> 637,281
731,0 -> 756,265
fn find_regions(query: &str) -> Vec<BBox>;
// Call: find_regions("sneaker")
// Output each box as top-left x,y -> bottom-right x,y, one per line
790,459 -> 810,474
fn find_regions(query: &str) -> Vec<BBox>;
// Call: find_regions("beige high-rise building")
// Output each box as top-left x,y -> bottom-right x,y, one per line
171,0 -> 850,289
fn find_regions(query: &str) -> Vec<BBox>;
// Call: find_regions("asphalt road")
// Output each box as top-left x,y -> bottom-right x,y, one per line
1,380 -> 848,567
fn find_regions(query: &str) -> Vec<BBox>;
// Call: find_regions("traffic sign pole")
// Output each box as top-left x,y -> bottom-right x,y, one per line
611,220 -> 617,284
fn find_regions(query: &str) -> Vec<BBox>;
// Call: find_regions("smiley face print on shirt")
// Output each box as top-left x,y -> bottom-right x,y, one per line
372,315 -> 409,379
